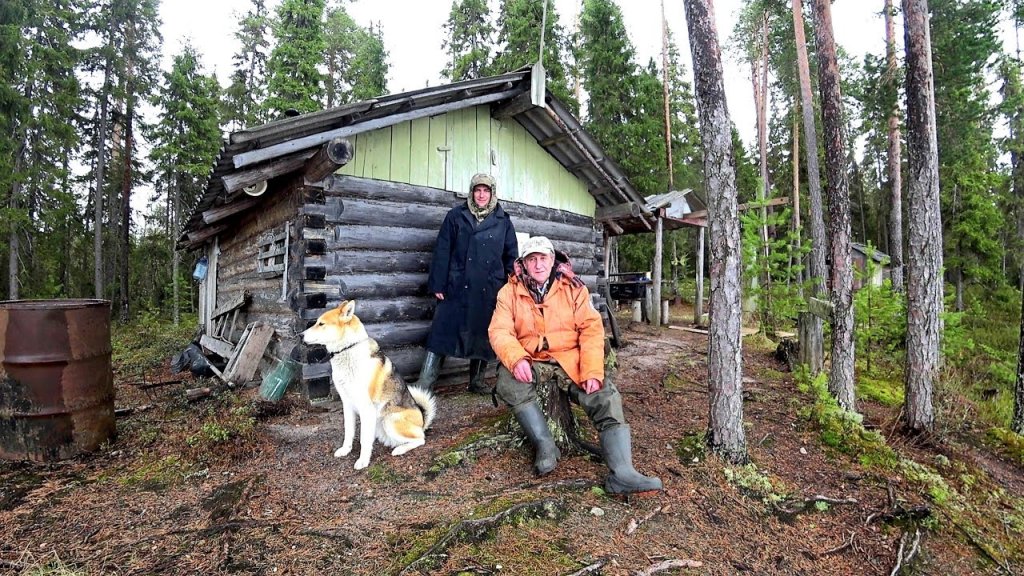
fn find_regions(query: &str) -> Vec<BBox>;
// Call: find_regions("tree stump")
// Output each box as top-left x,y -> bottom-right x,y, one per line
530,378 -> 601,460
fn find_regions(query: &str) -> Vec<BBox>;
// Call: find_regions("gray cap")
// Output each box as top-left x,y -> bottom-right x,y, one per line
520,236 -> 554,257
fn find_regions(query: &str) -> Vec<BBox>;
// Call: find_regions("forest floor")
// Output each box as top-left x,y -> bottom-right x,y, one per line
1,303 -> 1023,575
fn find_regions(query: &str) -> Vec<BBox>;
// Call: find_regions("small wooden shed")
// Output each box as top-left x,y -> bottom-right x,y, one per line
850,242 -> 891,290
179,68 -> 649,401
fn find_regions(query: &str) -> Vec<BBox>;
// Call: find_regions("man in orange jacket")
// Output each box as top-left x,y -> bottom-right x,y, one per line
488,236 -> 662,494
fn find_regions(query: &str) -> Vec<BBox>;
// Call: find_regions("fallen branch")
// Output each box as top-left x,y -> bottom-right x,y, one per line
114,404 -> 154,417
401,498 -> 567,575
563,556 -> 612,576
818,532 -> 855,557
625,505 -> 667,535
632,558 -> 703,575
774,495 -> 858,520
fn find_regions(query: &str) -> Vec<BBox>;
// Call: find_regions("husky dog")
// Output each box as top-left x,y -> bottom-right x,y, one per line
302,300 -> 437,470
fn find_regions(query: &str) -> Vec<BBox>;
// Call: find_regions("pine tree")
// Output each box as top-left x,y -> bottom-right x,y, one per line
322,4 -> 359,108
265,0 -> 325,117
149,43 -> 222,322
903,0 -> 943,434
441,0 -> 493,82
812,0 -> 856,411
930,0 -> 1003,309
348,21 -> 388,101
491,0 -> 577,113
5,0 -> 87,299
223,0 -> 270,129
683,0 -> 747,464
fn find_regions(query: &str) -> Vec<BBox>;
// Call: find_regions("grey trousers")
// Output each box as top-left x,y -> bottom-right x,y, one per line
495,361 -> 627,432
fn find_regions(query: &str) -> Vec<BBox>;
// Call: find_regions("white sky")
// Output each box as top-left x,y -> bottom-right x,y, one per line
158,0 -> 890,148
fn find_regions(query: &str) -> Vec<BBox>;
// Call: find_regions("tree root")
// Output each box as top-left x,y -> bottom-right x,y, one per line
889,528 -> 921,576
400,498 -> 567,575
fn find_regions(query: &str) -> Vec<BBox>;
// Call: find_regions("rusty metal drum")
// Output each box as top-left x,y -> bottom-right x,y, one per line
0,299 -> 115,462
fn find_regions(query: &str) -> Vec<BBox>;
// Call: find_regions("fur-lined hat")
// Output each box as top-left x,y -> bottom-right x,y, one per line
469,173 -> 496,194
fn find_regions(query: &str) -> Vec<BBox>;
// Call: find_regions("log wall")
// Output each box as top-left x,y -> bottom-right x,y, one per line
296,175 -> 602,399
212,181 -> 304,367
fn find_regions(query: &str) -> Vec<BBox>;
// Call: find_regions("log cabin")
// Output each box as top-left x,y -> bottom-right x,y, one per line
178,66 -> 656,401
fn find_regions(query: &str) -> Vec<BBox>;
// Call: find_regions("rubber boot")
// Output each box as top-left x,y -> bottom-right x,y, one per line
468,359 -> 491,394
416,351 -> 444,391
512,402 -> 561,476
600,425 -> 663,494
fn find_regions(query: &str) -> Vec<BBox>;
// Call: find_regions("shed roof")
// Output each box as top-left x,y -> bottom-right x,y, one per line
178,67 -> 649,248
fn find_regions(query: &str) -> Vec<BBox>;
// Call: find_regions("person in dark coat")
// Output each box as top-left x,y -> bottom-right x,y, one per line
417,173 -> 518,393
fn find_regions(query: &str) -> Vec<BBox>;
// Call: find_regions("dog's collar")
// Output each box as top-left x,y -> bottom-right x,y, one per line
327,337 -> 370,357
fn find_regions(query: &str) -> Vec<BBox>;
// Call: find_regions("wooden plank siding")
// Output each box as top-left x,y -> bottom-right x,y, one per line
322,105 -> 595,216
295,176 -> 602,394
210,183 -> 305,366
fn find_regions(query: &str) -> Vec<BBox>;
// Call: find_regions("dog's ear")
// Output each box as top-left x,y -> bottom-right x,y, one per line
339,299 -> 356,320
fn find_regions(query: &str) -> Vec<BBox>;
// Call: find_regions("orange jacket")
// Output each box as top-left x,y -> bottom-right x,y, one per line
488,273 -> 605,385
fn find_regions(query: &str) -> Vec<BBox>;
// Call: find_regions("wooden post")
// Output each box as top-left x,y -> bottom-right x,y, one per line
694,227 -> 705,325
652,214 -> 663,326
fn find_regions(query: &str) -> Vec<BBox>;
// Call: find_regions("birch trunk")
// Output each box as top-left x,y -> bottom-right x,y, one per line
902,0 -> 943,433
683,0 -> 747,464
812,0 -> 856,411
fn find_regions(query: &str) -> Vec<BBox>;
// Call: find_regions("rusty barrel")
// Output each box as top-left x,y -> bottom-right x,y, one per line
0,299 -> 115,462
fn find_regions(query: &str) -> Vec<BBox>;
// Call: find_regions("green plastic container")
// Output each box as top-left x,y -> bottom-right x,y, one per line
259,359 -> 299,401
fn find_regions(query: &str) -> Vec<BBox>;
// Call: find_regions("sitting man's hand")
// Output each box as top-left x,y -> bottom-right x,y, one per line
580,378 -> 602,394
512,359 -> 533,383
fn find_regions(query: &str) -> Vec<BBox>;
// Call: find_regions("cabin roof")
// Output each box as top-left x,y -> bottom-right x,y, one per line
179,67 -> 649,248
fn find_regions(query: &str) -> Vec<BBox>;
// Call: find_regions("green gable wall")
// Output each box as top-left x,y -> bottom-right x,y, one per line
336,105 -> 595,216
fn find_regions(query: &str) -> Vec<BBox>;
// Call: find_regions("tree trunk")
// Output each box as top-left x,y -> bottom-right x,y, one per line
661,0 -> 674,191
694,227 -> 705,324
792,110 -> 803,294
683,0 -> 747,464
8,139 -> 25,300
902,0 -> 943,433
94,45 -> 112,301
812,0 -> 856,412
792,0 -> 825,374
120,90 -> 134,323
885,0 -> 906,292
173,175 -> 181,326
757,16 -> 771,307
1013,284 -> 1024,434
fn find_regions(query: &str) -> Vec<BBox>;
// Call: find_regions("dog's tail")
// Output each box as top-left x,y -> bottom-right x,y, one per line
409,386 -> 437,430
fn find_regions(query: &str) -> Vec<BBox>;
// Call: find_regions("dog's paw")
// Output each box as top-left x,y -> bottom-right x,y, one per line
334,446 -> 352,458
354,457 -> 370,470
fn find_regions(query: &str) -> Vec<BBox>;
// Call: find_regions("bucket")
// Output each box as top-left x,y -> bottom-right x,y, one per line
0,299 -> 115,462
259,359 -> 299,401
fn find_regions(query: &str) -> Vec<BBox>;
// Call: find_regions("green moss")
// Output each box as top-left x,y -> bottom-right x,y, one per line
119,455 -> 194,491
675,431 -> 707,466
365,463 -> 403,484
986,427 -> 1024,466
857,375 -> 904,407
723,464 -> 788,506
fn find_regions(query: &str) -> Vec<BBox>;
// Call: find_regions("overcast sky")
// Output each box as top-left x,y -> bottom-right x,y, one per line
159,0 -> 891,148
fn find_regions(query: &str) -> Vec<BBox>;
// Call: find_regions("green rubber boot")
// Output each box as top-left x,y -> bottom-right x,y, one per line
512,402 -> 560,476
600,425 -> 663,494
416,351 -> 444,391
